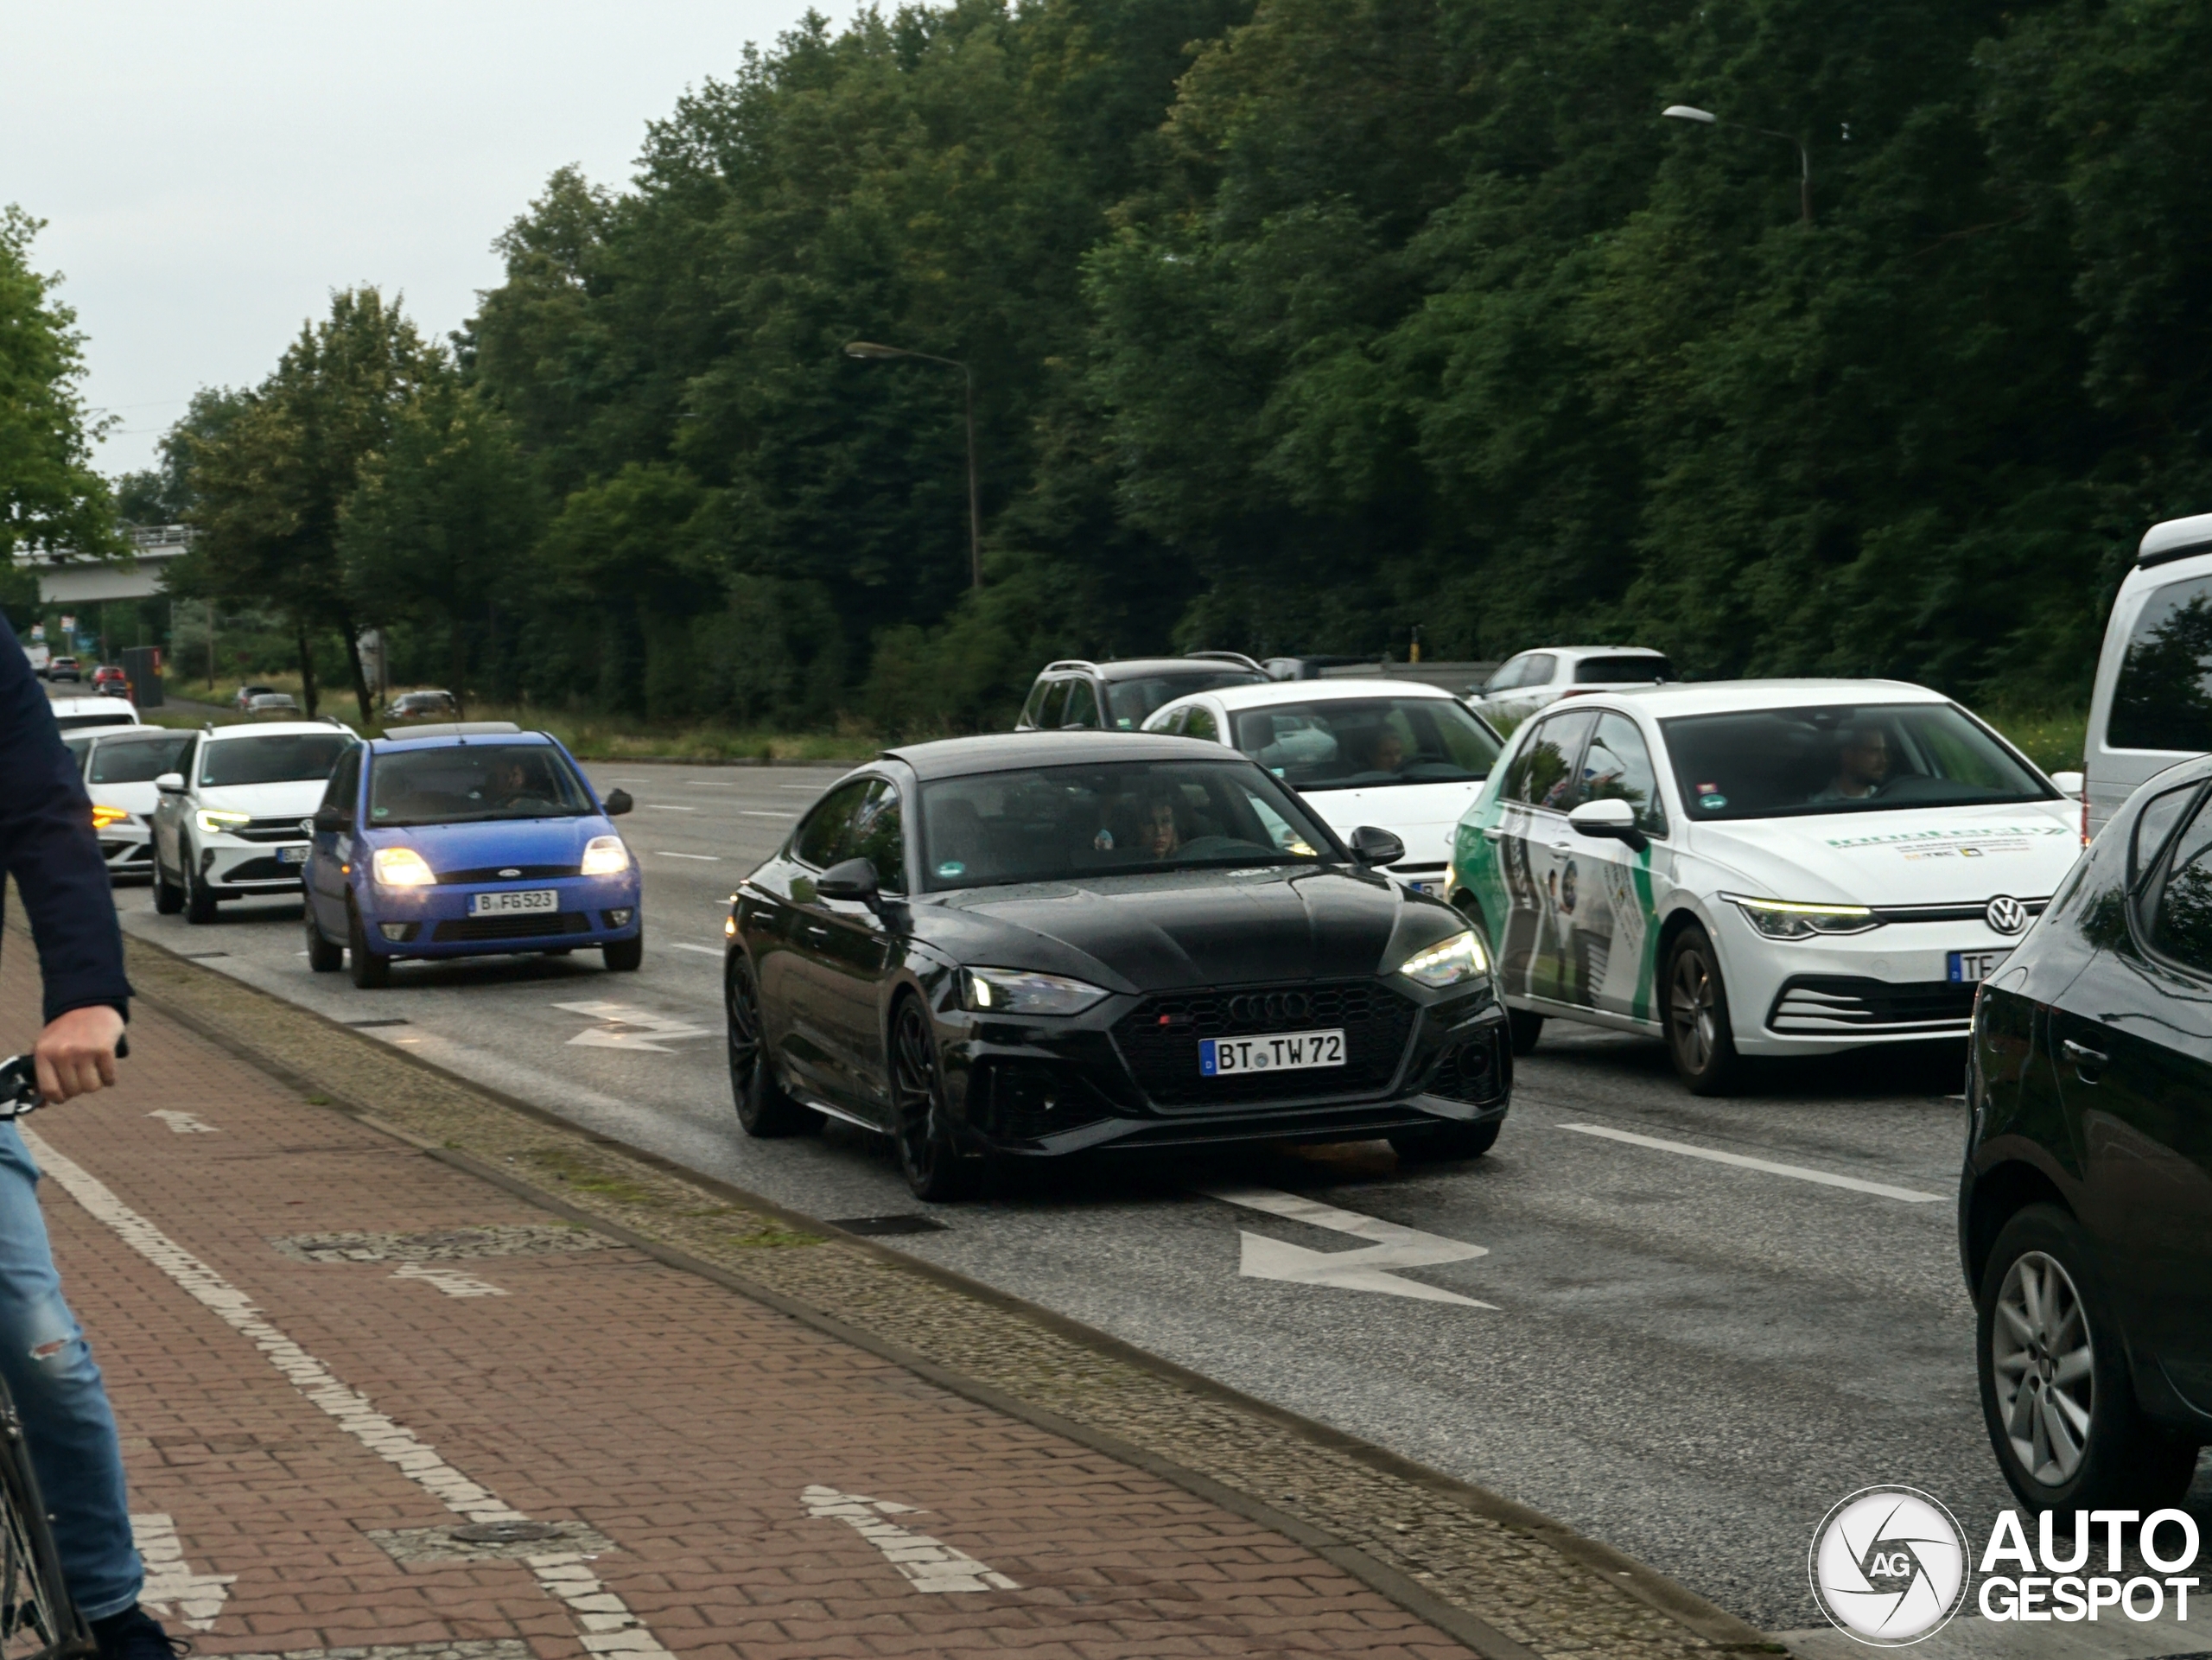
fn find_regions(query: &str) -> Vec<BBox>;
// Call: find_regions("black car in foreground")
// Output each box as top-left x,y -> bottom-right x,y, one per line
726,732 -> 1512,1199
1964,752 -> 2212,1511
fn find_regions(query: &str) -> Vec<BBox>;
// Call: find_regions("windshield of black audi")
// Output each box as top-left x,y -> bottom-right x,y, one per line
198,732 -> 356,787
1230,697 -> 1501,790
1103,671 -> 1266,729
1661,703 -> 2054,821
919,759 -> 1339,890
365,743 -> 596,826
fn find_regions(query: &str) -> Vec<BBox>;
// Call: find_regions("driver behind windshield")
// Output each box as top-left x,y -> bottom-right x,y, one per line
1351,726 -> 1407,779
1813,723 -> 1891,803
1141,792 -> 1183,858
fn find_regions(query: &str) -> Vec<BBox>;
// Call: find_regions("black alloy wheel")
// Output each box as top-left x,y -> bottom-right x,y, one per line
727,954 -> 811,1137
1978,1204 -> 2197,1512
603,929 -> 644,972
181,842 -> 218,925
304,909 -> 343,972
1662,925 -> 1739,1094
153,849 -> 184,915
890,997 -> 976,1202
347,906 -> 391,989
1389,1117 -> 1502,1162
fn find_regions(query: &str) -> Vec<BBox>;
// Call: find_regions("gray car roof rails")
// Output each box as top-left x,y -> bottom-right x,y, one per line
381,721 -> 525,742
1183,650 -> 1265,671
1042,658 -> 1099,674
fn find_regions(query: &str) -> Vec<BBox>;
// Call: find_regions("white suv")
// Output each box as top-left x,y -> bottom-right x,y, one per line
151,722 -> 358,923
1465,646 -> 1675,732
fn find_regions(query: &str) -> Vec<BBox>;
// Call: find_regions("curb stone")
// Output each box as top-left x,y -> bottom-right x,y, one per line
108,924 -> 1785,1660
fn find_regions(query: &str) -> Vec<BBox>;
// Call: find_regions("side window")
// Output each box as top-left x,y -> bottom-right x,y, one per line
1062,678 -> 1101,729
2150,795 -> 2212,973
1034,679 -> 1069,731
2111,576 -> 2212,753
1185,704 -> 1220,743
322,747 -> 363,817
1581,714 -> 1669,836
849,779 -> 906,893
2132,782 -> 2201,889
793,779 -> 873,868
1158,706 -> 1189,735
62,735 -> 94,774
1522,653 -> 1558,689
1501,710 -> 1596,810
1484,654 -> 1530,695
1020,679 -> 1051,728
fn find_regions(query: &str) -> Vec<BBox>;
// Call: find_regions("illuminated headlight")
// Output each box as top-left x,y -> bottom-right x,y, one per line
581,835 -> 632,876
194,808 -> 250,834
1395,930 -> 1490,989
962,967 -> 1109,1015
92,804 -> 132,830
372,846 -> 437,887
1725,894 -> 1881,938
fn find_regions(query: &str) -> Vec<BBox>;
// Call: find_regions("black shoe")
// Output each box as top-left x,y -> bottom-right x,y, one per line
91,1606 -> 190,1659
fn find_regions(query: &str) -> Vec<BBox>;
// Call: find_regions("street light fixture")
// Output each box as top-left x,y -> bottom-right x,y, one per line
844,340 -> 982,591
1662,104 -> 1813,225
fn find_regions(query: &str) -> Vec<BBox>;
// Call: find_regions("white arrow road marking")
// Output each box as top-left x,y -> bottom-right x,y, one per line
132,1513 -> 235,1631
554,1001 -> 715,1052
1202,1186 -> 1495,1307
392,1262 -> 508,1298
148,1110 -> 218,1135
802,1485 -> 1018,1592
1557,1123 -> 1944,1203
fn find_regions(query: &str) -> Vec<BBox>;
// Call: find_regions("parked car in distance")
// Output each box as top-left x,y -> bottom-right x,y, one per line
1015,654 -> 1268,734
1447,679 -> 2080,1090
67,725 -> 195,881
89,665 -> 131,697
2082,511 -> 2212,840
1466,646 -> 1675,733
246,692 -> 302,717
1962,752 -> 2212,1511
302,722 -> 640,988
232,683 -> 278,712
1141,679 -> 1503,895
151,721 -> 359,923
726,730 -> 1510,1199
47,695 -> 141,733
385,689 -> 461,722
46,655 -> 81,683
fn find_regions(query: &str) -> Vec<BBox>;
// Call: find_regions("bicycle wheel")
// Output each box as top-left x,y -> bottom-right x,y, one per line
0,1376 -> 90,1659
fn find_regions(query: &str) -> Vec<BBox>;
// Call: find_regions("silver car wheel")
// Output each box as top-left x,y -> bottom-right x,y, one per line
1993,1249 -> 2096,1485
1669,951 -> 1714,1069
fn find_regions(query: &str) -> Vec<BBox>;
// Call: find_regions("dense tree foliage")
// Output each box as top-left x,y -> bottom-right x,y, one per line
164,0 -> 2212,730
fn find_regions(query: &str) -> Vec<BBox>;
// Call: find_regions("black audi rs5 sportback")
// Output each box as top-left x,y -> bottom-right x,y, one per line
724,731 -> 1513,1199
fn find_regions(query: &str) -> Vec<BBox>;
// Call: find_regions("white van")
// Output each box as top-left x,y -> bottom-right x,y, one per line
2085,511 -> 2212,837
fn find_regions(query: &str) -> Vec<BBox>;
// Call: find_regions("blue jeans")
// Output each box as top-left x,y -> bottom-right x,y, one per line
0,1123 -> 142,1620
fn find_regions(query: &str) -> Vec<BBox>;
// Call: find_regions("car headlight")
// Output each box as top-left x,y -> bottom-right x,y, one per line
92,805 -> 132,830
372,846 -> 437,887
1396,930 -> 1490,988
1724,894 -> 1882,938
194,808 -> 251,835
962,967 -> 1109,1015
581,835 -> 632,876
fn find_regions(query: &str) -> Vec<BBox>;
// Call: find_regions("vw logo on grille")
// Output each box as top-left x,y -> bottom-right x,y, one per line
1985,894 -> 2029,936
499,867 -> 522,879
1227,991 -> 1310,1025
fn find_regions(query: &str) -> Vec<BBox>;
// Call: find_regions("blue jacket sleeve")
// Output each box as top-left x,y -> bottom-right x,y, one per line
0,614 -> 132,1027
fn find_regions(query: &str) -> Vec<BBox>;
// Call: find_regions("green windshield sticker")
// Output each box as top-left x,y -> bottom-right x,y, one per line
1700,793 -> 1726,810
936,860 -> 965,877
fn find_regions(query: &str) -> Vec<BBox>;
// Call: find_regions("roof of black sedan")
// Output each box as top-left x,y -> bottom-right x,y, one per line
882,730 -> 1224,779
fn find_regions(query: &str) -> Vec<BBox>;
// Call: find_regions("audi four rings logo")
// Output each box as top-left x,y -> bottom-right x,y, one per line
1810,1486 -> 1968,1645
1227,991 -> 1310,1024
1985,894 -> 2028,935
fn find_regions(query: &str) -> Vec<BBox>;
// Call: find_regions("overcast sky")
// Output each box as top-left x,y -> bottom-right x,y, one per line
3,1 -> 831,482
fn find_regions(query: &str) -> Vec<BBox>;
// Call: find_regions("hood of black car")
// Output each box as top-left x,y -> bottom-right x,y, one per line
917,865 -> 1440,991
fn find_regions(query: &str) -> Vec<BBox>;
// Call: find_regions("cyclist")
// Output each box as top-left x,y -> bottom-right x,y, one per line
1,614 -> 179,1657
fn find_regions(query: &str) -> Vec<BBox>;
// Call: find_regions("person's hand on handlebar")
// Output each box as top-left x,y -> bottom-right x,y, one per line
35,1005 -> 125,1103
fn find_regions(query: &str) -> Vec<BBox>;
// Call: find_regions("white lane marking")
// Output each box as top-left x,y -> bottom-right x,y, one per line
740,810 -> 797,817
553,1000 -> 714,1051
684,780 -> 736,786
779,784 -> 823,790
149,1110 -> 219,1135
669,942 -> 722,957
654,850 -> 720,860
35,1132 -> 673,1655
392,1262 -> 508,1298
802,1485 -> 1019,1592
645,804 -> 695,811
529,1549 -> 672,1650
1201,1186 -> 1494,1307
1557,1123 -> 1944,1203
132,1513 -> 235,1631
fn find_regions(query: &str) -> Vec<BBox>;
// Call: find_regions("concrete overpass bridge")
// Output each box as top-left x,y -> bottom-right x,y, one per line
10,524 -> 193,603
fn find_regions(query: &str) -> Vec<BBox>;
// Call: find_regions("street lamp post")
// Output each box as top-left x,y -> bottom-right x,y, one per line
844,340 -> 982,591
1662,105 -> 1812,225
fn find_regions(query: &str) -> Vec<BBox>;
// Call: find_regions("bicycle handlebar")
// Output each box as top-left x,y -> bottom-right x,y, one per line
0,1034 -> 130,1121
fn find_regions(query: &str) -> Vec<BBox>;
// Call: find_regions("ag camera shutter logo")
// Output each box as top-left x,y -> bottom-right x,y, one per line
1809,1486 -> 1969,1645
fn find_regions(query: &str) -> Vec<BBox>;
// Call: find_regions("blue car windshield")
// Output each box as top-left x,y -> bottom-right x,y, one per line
367,744 -> 595,826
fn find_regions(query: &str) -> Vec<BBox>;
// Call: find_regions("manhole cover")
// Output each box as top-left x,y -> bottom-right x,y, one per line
830,1214 -> 949,1237
450,1521 -> 563,1544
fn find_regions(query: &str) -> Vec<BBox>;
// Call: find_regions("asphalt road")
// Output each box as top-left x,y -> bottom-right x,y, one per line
97,755 -> 2209,1635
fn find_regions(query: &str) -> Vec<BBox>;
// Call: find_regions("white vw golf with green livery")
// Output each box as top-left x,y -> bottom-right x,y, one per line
1441,680 -> 2082,1092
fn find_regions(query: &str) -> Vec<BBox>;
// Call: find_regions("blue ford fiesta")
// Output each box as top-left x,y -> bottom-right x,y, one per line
302,722 -> 642,989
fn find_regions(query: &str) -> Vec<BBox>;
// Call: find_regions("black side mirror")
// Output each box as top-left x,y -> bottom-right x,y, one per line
1347,826 -> 1406,868
816,856 -> 881,909
603,788 -> 633,817
311,806 -> 349,834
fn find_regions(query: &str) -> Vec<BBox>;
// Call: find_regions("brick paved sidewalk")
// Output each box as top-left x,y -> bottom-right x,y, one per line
14,954 -> 1473,1659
